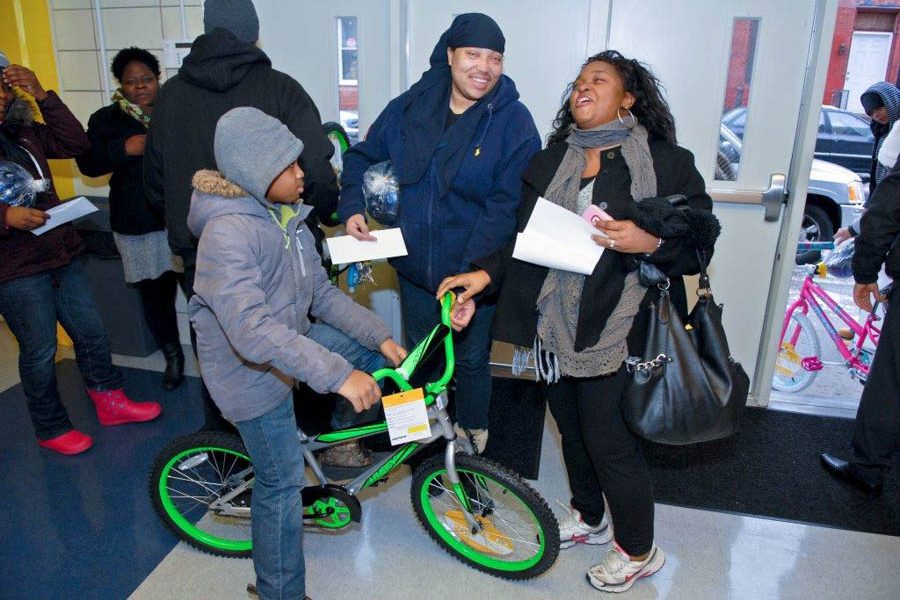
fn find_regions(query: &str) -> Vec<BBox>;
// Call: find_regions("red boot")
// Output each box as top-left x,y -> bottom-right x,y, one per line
37,430 -> 93,455
88,388 -> 162,426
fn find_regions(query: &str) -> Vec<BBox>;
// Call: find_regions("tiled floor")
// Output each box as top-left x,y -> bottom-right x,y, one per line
2,322 -> 898,600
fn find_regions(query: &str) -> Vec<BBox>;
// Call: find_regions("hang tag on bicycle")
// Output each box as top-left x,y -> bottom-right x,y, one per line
382,388 -> 432,445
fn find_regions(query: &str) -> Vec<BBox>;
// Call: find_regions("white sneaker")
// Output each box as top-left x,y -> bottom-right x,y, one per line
587,542 -> 665,593
557,501 -> 613,548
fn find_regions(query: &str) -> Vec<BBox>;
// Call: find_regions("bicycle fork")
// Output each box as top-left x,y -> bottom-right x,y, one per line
433,392 -> 483,532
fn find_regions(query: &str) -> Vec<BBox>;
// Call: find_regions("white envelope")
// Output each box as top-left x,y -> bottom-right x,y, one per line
326,228 -> 408,265
512,197 -> 605,275
30,196 -> 99,236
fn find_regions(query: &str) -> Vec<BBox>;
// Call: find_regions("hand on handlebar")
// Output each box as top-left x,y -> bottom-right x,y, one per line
337,370 -> 381,412
436,270 -> 491,304
853,282 -> 884,313
379,338 -> 407,367
449,298 -> 476,331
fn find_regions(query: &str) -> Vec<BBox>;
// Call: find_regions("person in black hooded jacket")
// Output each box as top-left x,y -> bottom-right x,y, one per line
821,159 -> 900,497
78,48 -> 185,392
144,0 -> 338,432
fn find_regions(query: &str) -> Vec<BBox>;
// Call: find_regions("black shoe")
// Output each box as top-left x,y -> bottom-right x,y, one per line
820,453 -> 883,497
161,343 -> 185,391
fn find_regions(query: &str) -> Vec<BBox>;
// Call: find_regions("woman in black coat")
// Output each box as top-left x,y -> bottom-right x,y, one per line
77,48 -> 184,390
438,50 -> 719,593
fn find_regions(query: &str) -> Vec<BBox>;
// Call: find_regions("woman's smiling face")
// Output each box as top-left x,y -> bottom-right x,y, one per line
569,61 -> 634,130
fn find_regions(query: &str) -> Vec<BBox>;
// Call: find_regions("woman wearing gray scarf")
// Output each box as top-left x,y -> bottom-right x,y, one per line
438,51 -> 719,593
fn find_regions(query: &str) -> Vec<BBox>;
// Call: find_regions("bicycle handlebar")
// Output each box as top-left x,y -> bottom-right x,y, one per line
369,292 -> 457,403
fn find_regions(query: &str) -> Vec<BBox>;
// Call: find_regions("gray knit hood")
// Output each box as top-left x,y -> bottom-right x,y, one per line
214,106 -> 304,201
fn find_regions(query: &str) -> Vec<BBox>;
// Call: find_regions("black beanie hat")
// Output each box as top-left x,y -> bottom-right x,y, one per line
446,13 -> 505,54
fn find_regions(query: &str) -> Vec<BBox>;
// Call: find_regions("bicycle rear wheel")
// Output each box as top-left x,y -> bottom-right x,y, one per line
410,455 -> 559,580
772,312 -> 820,393
149,432 -> 253,557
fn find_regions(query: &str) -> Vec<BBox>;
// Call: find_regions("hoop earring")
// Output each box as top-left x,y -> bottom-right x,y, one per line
617,106 -> 637,129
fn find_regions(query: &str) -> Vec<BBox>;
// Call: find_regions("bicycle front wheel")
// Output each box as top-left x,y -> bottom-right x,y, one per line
410,455 -> 559,580
149,432 -> 253,557
772,312 -> 820,393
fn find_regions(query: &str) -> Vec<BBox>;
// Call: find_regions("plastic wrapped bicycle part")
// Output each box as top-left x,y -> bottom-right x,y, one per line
362,160 -> 399,226
0,160 -> 48,207
824,238 -> 855,279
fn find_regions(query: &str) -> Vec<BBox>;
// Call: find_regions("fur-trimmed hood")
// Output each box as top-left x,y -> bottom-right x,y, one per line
187,169 -> 312,238
192,169 -> 249,198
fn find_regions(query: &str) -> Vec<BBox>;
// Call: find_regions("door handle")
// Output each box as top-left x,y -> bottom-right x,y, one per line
708,173 -> 787,222
760,173 -> 787,222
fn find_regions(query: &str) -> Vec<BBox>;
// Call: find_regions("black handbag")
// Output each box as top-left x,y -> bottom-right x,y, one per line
624,252 -> 749,445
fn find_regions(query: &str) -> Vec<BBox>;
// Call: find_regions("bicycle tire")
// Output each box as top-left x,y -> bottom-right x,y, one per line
149,432 -> 253,558
410,454 -> 559,580
772,312 -> 820,393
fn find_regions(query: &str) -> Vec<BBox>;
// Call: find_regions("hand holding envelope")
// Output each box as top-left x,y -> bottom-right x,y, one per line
512,197 -> 606,275
326,228 -> 408,265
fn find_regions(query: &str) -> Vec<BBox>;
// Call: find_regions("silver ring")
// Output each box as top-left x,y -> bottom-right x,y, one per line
609,239 -> 616,249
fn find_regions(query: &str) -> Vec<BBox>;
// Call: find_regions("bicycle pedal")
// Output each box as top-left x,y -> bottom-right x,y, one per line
800,356 -> 823,371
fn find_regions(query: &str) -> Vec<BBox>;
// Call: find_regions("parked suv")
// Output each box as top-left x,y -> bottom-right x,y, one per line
722,105 -> 874,180
718,124 -> 865,263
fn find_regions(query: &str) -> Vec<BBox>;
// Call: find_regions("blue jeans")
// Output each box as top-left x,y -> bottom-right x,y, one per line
398,275 -> 495,429
234,397 -> 307,600
307,322 -> 385,430
0,260 -> 122,440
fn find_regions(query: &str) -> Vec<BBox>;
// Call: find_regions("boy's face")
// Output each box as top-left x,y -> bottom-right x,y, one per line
266,161 -> 305,204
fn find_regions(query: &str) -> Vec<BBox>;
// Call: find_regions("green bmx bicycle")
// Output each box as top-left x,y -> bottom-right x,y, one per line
148,293 -> 560,579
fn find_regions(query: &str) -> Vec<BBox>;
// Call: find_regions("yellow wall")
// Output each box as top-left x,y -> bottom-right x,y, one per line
1,0 -> 77,200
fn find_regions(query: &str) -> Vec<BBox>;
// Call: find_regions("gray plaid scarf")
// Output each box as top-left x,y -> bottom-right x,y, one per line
528,120 -> 656,382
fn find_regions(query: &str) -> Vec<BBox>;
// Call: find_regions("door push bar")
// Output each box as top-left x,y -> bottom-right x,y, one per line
709,173 -> 787,222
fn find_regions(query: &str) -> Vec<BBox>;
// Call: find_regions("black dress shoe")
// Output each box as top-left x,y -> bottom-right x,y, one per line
820,452 -> 883,497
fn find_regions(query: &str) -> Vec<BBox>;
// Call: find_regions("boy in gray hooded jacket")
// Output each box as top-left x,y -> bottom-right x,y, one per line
188,107 -> 405,600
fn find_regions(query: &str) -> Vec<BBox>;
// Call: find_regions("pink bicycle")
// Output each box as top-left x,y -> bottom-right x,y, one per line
773,242 -> 882,393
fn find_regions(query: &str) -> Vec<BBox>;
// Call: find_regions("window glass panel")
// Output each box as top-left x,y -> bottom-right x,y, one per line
828,110 -> 872,139
716,18 -> 760,181
337,17 -> 359,144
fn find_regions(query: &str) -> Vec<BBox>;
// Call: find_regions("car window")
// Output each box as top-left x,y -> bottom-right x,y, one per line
730,110 -> 746,128
828,110 -> 873,139
818,110 -> 826,134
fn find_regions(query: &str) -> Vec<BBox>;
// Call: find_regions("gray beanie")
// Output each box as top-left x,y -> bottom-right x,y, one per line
214,107 -> 304,201
204,0 -> 260,44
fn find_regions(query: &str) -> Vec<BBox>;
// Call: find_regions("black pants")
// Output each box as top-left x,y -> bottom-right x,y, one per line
851,290 -> 900,484
180,261 -> 234,432
545,367 -> 654,556
134,271 -> 180,347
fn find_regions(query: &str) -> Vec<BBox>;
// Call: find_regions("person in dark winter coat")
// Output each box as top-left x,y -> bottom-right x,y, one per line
77,47 -> 185,392
338,13 -> 541,453
438,50 -> 719,594
860,81 -> 900,194
144,0 -> 339,432
836,81 -> 900,243
821,159 -> 900,498
0,53 -> 161,456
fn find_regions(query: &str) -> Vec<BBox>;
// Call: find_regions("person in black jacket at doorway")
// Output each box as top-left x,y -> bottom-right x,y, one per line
78,48 -> 185,392
437,51 -> 719,594
821,160 -> 900,497
144,0 -> 339,432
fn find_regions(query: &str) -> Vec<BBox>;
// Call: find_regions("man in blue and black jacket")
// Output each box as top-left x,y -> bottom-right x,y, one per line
821,160 -> 900,497
338,13 -> 540,453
